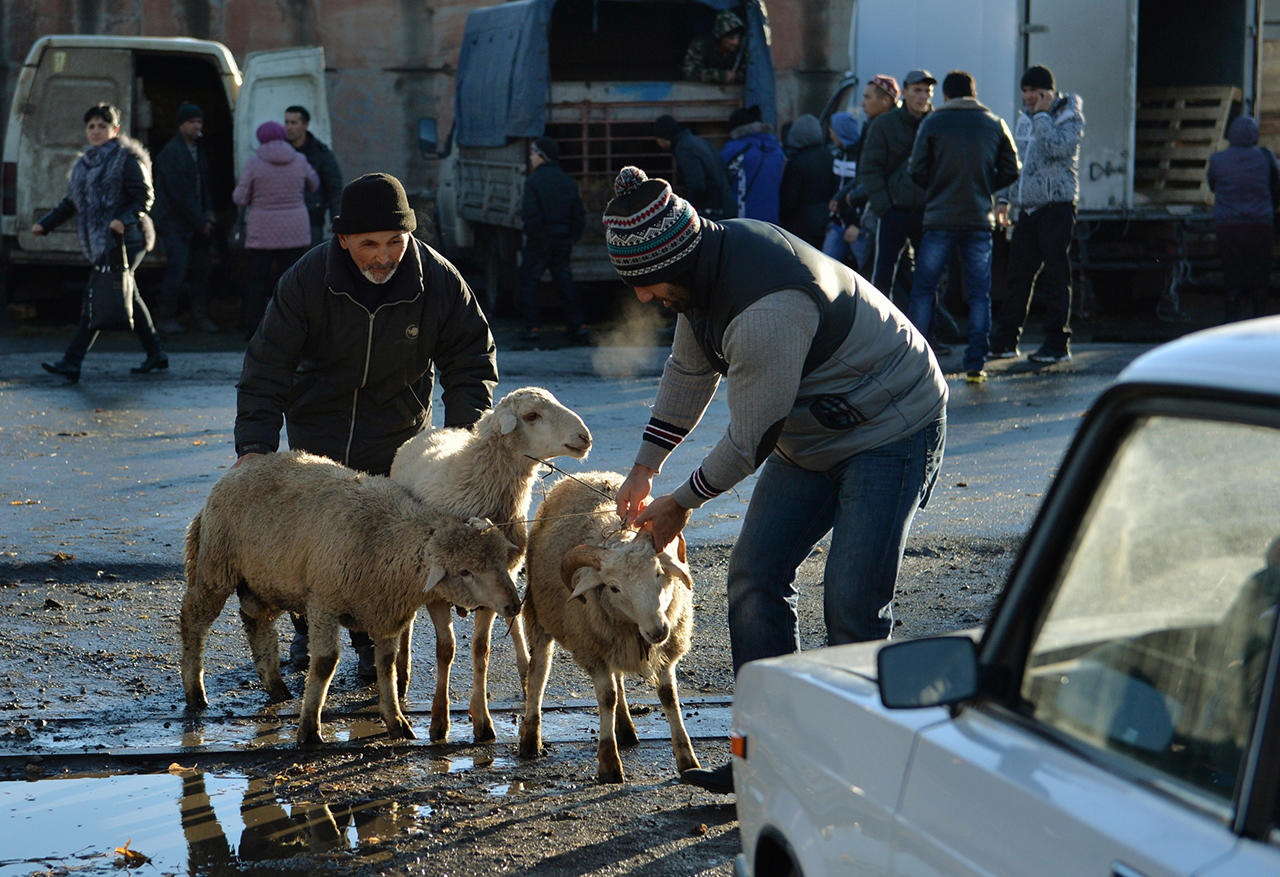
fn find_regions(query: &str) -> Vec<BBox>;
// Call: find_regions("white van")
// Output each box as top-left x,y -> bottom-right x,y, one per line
0,35 -> 329,306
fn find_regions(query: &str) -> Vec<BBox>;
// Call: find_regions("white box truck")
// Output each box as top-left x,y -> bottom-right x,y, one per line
0,35 -> 329,312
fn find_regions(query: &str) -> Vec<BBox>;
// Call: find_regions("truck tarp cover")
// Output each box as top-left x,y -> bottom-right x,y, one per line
454,0 -> 775,147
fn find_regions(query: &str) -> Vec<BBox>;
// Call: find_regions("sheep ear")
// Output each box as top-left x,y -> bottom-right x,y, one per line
569,568 -> 605,602
499,413 -> 518,435
425,564 -> 447,592
468,516 -> 493,531
659,554 -> 694,590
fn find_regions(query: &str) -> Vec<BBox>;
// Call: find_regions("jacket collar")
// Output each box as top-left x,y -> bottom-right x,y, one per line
324,236 -> 425,308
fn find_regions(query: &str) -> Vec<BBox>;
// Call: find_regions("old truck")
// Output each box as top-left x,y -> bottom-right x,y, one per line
0,34 -> 329,311
429,0 -> 777,315
829,0 -> 1270,321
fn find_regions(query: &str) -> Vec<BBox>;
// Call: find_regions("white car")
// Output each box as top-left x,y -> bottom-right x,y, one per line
732,317 -> 1280,877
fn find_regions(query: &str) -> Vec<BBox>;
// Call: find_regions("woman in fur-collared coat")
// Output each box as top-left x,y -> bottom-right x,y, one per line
35,102 -> 165,383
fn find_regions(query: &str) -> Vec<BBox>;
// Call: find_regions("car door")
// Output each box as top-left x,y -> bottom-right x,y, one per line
234,46 -> 329,181
890,391 -> 1280,875
16,44 -> 133,254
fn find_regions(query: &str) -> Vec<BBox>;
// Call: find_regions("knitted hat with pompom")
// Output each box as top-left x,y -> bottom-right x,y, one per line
602,166 -> 703,285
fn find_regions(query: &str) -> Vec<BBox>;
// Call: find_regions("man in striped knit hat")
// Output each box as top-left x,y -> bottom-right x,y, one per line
606,166 -> 948,794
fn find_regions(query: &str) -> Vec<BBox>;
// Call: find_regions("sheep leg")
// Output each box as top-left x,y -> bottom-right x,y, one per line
426,601 -> 455,743
509,612 -> 530,696
589,667 -> 625,784
469,607 -> 497,743
657,663 -> 700,774
613,673 -> 639,748
180,583 -> 230,711
297,616 -> 341,746
517,619 -> 554,759
396,618 -> 413,702
239,607 -> 291,702
373,633 -> 415,740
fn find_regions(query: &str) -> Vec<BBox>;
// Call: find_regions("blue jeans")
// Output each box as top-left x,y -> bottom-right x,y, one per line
909,230 -> 993,371
726,415 -> 946,674
519,239 -> 584,331
821,221 -> 853,263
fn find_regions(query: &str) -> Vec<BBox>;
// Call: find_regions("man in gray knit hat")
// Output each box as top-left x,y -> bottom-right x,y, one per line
605,165 -> 947,794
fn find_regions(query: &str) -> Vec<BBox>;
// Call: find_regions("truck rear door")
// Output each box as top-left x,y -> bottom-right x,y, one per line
234,47 -> 329,180
1026,0 -> 1137,211
15,46 -> 133,254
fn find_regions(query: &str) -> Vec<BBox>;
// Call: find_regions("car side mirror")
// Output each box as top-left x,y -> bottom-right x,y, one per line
877,636 -> 979,709
418,117 -> 439,158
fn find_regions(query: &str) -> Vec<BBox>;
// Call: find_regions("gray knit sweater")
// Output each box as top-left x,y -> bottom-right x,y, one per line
635,289 -> 947,510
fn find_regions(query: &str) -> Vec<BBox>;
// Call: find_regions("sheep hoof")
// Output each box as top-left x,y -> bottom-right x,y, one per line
472,724 -> 497,744
184,695 -> 208,712
617,725 -> 639,748
267,683 -> 291,703
596,765 -> 625,785
517,737 -> 542,759
387,719 -> 417,740
297,724 -> 324,747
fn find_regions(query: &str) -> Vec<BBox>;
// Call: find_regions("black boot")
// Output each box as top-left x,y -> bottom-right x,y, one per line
679,761 -> 734,794
351,630 -> 377,685
42,359 -> 81,383
130,352 -> 169,374
286,614 -> 309,668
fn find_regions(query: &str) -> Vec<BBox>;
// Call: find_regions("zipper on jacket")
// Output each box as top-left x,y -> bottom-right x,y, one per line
343,309 -> 378,466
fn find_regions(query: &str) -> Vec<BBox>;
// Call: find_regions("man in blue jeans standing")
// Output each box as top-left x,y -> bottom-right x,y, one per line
604,165 -> 948,794
907,71 -> 1020,382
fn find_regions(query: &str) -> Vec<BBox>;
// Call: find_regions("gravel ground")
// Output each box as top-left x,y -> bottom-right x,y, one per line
0,534 -> 1013,876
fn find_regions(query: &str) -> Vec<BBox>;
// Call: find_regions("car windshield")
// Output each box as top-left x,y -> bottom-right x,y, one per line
1021,414 -> 1280,803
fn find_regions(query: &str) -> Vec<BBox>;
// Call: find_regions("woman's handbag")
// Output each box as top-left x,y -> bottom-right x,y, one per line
86,235 -> 135,332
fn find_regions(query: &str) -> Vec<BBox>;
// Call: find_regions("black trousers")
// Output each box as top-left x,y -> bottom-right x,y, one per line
243,247 -> 307,335
519,239 -> 584,331
992,201 -> 1075,354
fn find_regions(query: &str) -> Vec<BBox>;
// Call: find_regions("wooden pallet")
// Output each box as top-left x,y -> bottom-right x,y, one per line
1134,85 -> 1240,204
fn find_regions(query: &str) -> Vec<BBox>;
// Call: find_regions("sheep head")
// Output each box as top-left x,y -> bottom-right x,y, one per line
560,533 -> 692,645
486,387 -> 592,462
423,517 -> 522,618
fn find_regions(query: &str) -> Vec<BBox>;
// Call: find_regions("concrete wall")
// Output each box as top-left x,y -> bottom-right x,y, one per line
0,0 -> 852,196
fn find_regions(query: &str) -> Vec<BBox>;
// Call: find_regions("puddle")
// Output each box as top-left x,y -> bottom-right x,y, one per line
0,771 -> 427,876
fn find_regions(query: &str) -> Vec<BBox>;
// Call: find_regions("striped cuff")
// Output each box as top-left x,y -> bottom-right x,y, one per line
686,467 -> 724,503
642,417 -> 688,452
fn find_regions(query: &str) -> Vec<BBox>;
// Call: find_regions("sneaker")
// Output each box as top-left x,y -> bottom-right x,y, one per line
41,359 -> 81,383
987,346 -> 1021,360
516,328 -> 543,350
1028,349 -> 1071,364
679,761 -> 734,794
356,644 -> 378,685
157,317 -> 186,336
194,317 -> 220,334
965,369 -> 988,384
566,325 -> 592,346
286,629 -> 309,668
130,353 -> 169,374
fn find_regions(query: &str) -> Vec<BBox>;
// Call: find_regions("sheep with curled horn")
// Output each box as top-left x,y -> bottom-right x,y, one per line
390,385 -> 592,743
180,451 -> 519,746
518,470 -> 700,784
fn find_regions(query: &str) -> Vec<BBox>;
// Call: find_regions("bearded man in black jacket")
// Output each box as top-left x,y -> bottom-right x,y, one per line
233,172 -> 498,679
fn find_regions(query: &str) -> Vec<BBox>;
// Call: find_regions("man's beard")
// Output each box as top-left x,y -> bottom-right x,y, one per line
361,262 -> 399,285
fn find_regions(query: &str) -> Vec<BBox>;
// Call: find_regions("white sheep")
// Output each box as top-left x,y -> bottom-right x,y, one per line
180,451 -> 519,746
518,471 -> 700,784
390,386 -> 592,743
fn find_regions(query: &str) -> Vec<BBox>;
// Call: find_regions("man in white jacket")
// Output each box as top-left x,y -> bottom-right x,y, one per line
990,65 -> 1085,364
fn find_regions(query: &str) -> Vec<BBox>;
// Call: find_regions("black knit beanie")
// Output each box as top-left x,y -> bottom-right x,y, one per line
176,102 -> 203,124
332,173 -> 417,234
654,115 -> 680,141
532,136 -> 560,163
1021,65 -> 1055,91
603,166 -> 702,286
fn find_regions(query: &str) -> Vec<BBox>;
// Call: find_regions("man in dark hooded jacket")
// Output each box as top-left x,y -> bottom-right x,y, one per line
519,136 -> 588,346
683,10 -> 748,84
1207,114 -> 1280,321
234,172 -> 497,678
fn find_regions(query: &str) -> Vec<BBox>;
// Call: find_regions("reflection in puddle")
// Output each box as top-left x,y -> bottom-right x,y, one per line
0,771 -> 430,875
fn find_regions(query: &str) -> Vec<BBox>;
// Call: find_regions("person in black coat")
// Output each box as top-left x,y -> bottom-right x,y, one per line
778,114 -> 836,248
152,102 -> 217,334
654,114 -> 733,219
234,172 -> 498,679
518,137 -> 588,346
285,105 -> 344,245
